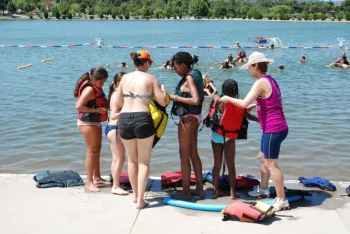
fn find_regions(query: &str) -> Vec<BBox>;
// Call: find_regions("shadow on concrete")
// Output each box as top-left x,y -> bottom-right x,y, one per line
221,215 -> 283,225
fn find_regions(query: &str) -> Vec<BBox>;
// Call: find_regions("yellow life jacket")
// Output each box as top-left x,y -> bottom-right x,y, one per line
150,93 -> 170,148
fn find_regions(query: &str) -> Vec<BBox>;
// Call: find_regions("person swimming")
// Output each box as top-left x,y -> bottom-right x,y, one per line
234,41 -> 241,49
119,62 -> 128,68
217,54 -> 236,67
278,65 -> 284,71
106,62 -> 129,68
328,52 -> 350,68
161,59 -> 172,70
219,61 -> 234,69
300,56 -> 306,64
235,51 -> 248,63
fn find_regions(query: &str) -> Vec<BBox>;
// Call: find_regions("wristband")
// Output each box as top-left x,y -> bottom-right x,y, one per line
174,95 -> 177,102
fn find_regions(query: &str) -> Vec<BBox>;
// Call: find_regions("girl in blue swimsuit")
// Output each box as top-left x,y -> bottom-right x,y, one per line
106,72 -> 128,195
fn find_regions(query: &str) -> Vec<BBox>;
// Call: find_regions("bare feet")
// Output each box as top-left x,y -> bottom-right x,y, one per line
212,191 -> 223,199
132,195 -> 137,203
86,183 -> 100,192
111,187 -> 129,195
94,177 -> 111,185
136,200 -> 150,209
230,192 -> 240,200
93,177 -> 111,185
192,189 -> 205,198
170,192 -> 192,201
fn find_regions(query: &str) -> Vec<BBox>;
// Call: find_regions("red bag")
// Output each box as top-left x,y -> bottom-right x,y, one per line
236,175 -> 260,189
109,172 -> 130,186
161,171 -> 198,187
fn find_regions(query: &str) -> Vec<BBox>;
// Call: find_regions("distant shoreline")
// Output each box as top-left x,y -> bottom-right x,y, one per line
1,15 -> 349,23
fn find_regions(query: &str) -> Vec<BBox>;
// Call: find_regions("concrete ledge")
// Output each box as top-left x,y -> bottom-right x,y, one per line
0,175 -> 349,234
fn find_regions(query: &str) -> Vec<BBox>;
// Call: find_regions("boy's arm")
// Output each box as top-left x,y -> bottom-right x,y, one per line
245,110 -> 259,122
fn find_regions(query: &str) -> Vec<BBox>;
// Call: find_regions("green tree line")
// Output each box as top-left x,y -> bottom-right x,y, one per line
1,0 -> 350,21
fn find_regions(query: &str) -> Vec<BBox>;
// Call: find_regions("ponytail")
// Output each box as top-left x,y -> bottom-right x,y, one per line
74,72 -> 90,98
107,83 -> 115,110
74,67 -> 108,98
107,71 -> 126,110
171,52 -> 199,70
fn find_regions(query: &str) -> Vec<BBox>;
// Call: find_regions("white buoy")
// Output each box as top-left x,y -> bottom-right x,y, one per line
42,58 -> 54,63
95,37 -> 104,48
17,64 -> 32,70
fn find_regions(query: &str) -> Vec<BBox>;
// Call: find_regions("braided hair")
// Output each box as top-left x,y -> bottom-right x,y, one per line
171,52 -> 198,70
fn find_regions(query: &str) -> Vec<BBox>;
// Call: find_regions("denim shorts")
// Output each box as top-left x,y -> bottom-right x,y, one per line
260,129 -> 288,159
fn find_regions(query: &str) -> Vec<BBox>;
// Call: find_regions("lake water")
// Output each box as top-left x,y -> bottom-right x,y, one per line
0,20 -> 349,181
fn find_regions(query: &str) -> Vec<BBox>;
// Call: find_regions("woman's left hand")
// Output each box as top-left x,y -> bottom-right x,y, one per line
111,113 -> 120,120
246,103 -> 257,112
219,95 -> 230,104
170,94 -> 176,101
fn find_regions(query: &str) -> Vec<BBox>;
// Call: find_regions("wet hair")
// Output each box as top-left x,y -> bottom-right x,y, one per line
222,61 -> 230,69
121,62 -> 126,67
228,54 -> 233,61
221,79 -> 239,98
252,62 -> 269,73
302,56 -> 306,60
107,72 -> 126,109
74,67 -> 108,98
130,52 -> 151,67
279,65 -> 284,70
171,52 -> 198,70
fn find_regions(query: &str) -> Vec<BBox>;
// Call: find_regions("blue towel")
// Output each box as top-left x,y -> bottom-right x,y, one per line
298,177 -> 336,192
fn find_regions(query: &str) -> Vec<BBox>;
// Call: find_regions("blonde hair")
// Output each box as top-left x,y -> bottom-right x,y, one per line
203,74 -> 213,87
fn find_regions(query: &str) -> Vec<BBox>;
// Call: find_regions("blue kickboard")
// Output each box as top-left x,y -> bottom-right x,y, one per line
163,195 -> 304,212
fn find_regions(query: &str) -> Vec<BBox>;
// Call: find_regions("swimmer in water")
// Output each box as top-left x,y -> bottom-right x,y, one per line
300,56 -> 306,64
219,61 -> 235,69
234,41 -> 241,49
327,52 -> 350,68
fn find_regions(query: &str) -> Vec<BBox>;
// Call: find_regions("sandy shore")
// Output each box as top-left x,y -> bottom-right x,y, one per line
1,174 -> 349,234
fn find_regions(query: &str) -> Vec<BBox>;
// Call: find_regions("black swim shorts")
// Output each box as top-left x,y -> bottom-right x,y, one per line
118,112 -> 155,140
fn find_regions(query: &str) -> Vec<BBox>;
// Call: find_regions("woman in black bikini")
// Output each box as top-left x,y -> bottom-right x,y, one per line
113,50 -> 167,209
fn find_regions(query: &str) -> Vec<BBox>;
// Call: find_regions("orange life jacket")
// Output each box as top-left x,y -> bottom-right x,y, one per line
208,98 -> 245,139
77,80 -> 108,122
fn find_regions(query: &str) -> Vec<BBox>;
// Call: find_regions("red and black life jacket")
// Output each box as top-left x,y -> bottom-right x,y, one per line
222,200 -> 274,223
207,98 -> 245,140
77,80 -> 108,122
161,171 -> 199,188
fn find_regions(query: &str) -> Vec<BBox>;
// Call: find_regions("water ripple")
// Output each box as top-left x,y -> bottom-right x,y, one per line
0,21 -> 349,180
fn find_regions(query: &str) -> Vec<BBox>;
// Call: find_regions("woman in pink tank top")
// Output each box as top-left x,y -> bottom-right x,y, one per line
219,52 -> 289,212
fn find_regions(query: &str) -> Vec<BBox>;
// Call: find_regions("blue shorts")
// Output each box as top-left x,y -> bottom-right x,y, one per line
211,131 -> 230,144
105,125 -> 118,137
260,129 -> 288,159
